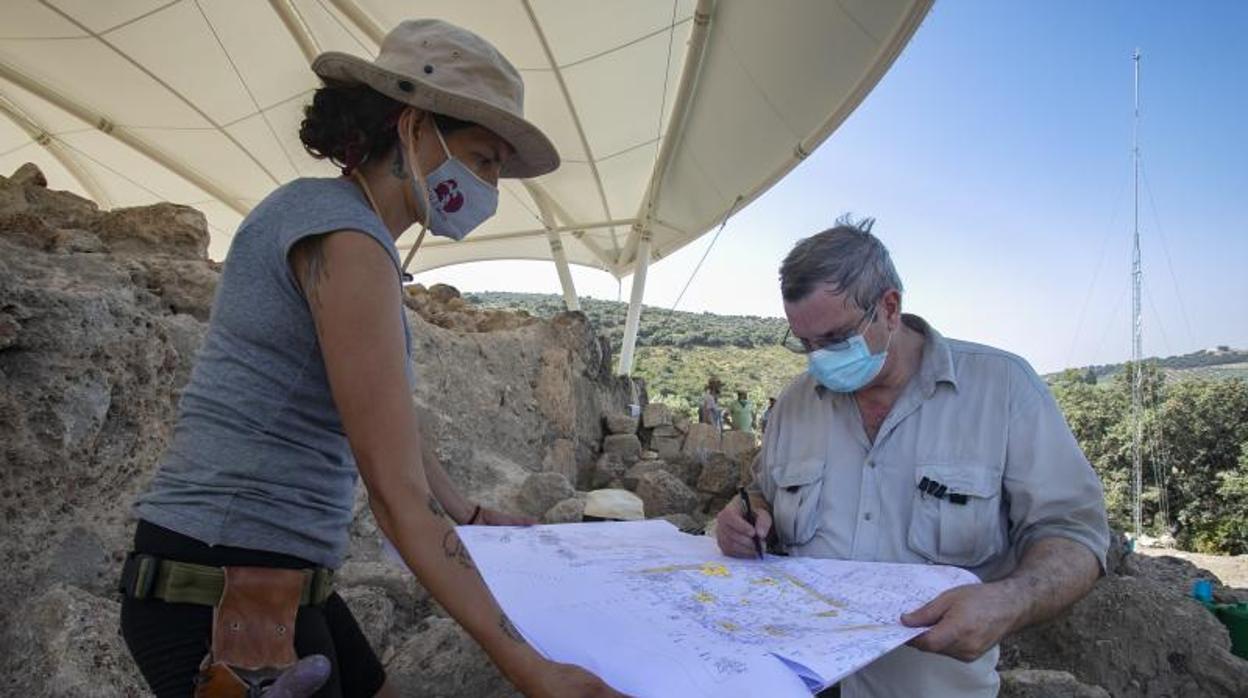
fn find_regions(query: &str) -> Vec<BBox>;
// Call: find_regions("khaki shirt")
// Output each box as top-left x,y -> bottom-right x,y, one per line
754,315 -> 1109,698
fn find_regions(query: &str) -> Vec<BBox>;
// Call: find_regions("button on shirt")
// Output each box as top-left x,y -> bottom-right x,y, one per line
753,315 -> 1109,698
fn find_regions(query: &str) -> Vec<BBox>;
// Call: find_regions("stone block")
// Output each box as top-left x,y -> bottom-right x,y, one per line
635,470 -> 699,518
602,433 -> 643,465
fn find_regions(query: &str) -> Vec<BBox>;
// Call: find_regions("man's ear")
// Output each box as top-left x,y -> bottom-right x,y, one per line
882,288 -> 903,325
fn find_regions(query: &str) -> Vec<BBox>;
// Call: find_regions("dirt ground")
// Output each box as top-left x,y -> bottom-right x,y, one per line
1136,547 -> 1248,589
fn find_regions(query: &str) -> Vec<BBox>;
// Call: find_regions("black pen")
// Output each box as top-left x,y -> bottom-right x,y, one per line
737,487 -> 764,560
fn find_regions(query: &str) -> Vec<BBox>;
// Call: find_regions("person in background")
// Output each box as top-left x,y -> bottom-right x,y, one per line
699,377 -> 724,430
726,389 -> 757,435
715,216 -> 1108,697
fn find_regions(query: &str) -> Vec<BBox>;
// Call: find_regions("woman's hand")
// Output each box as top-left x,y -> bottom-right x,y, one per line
476,507 -> 538,526
517,660 -> 629,698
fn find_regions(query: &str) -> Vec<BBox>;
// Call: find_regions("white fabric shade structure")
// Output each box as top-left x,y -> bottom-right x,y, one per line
0,0 -> 931,373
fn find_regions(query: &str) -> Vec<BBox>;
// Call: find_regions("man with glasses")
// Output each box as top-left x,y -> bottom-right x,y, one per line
715,216 -> 1109,697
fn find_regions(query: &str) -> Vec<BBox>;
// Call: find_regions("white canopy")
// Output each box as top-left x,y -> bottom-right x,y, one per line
0,0 -> 930,372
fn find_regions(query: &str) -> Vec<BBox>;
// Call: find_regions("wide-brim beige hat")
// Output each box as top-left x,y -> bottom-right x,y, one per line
312,19 -> 559,179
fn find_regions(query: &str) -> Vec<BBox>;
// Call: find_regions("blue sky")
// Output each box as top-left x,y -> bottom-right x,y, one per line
419,1 -> 1248,374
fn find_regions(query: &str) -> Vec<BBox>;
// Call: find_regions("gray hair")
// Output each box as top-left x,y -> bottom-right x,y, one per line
779,214 -> 903,308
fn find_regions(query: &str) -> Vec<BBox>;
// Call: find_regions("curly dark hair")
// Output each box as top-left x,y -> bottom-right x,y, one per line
299,83 -> 473,175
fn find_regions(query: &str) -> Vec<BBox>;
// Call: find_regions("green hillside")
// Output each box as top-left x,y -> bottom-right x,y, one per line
465,292 -> 803,416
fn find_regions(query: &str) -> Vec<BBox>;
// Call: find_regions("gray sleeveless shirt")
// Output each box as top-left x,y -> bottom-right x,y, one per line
135,177 -> 411,567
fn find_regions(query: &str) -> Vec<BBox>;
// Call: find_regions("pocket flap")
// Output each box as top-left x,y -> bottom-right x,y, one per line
774,458 -> 825,489
914,464 -> 1000,498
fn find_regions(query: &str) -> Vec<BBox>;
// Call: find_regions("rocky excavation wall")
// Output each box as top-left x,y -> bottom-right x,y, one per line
1,166 -> 1245,697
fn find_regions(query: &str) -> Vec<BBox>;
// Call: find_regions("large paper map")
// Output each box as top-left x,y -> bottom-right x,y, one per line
458,520 -> 978,697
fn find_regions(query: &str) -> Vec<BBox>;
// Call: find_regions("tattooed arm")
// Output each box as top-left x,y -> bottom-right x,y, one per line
289,232 -> 619,697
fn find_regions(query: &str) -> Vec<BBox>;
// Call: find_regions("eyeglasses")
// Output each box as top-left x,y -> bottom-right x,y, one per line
780,303 -> 878,355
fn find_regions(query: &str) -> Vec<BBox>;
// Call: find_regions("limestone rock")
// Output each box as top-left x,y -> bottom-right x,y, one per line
665,455 -> 704,487
604,413 -> 639,435
648,423 -> 684,460
999,670 -> 1110,698
642,402 -> 672,428
589,452 -> 627,490
623,460 -> 669,491
543,497 -> 586,524
91,202 -> 210,259
696,452 -> 740,496
635,470 -> 699,518
0,311 -> 19,350
387,617 -> 519,698
335,560 -> 429,611
721,430 -> 756,463
427,283 -> 462,303
338,585 -> 396,656
661,513 -> 701,533
8,585 -> 147,697
518,472 -> 575,517
583,489 -> 645,521
11,162 -> 47,187
541,438 -> 576,481
602,433 -> 643,465
682,422 -> 722,457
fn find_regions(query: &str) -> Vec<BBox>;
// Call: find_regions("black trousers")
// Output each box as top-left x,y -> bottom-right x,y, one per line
120,521 -> 385,698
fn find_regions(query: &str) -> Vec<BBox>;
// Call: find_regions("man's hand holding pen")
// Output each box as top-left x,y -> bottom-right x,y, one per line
716,489 -> 772,559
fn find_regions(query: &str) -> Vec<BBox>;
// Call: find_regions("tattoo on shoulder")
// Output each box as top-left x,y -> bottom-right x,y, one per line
427,494 -> 448,519
291,235 -> 328,306
441,529 -> 476,571
499,613 -> 526,644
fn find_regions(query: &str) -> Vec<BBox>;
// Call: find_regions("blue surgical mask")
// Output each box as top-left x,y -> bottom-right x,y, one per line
807,327 -> 893,393
407,123 -> 499,241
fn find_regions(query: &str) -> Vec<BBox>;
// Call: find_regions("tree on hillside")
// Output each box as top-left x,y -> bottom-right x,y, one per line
1052,365 -> 1248,554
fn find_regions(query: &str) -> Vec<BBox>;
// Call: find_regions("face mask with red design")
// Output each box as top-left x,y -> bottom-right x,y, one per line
413,123 -> 499,241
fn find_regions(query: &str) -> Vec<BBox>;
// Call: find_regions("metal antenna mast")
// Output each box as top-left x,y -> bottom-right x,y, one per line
1131,48 -> 1144,540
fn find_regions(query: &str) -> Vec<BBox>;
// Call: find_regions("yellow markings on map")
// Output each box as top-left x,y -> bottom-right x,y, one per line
763,625 -> 787,637
700,563 -> 730,577
815,609 -> 840,617
694,591 -> 716,604
719,620 -> 739,632
778,572 -> 847,610
639,562 -> 731,577
751,576 -> 779,586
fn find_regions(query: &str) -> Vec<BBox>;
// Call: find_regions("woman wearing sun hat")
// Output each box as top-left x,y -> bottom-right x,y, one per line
119,19 -> 624,698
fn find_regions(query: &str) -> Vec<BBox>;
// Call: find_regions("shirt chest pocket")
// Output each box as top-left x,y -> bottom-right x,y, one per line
770,459 -> 824,547
907,464 -> 1006,568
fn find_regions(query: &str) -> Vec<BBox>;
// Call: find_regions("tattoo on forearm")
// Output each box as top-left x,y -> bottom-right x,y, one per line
442,529 -> 476,570
499,613 -> 526,644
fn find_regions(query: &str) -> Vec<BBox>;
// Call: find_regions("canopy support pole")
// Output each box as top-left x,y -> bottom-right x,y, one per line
526,181 -> 581,311
547,233 -> 580,312
622,0 -> 715,266
617,229 -> 651,376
